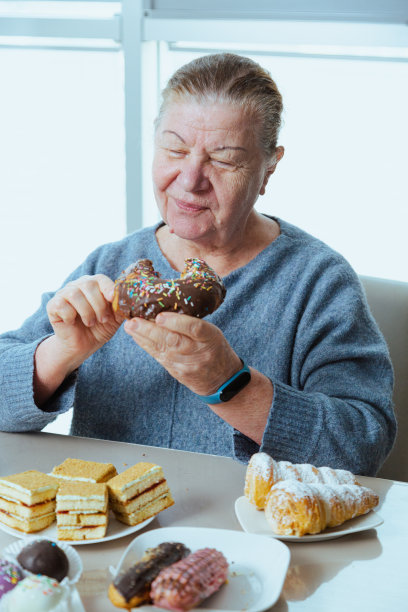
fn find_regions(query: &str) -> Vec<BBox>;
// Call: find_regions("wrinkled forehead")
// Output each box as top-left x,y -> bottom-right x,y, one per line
158,90 -> 259,124
155,98 -> 262,150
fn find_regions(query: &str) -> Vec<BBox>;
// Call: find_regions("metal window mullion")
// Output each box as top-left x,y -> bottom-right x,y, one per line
0,16 -> 121,40
143,17 -> 408,48
143,0 -> 408,24
122,0 -> 144,233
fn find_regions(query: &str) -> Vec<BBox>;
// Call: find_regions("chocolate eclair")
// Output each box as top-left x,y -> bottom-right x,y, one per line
108,541 -> 190,609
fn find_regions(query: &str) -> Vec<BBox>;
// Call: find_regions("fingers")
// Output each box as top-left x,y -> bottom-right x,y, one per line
94,274 -> 115,303
155,312 -> 215,341
124,317 -> 186,358
124,314 -> 220,358
124,314 -> 242,396
75,276 -> 113,323
47,274 -> 115,328
124,314 -> 227,369
47,297 -> 78,326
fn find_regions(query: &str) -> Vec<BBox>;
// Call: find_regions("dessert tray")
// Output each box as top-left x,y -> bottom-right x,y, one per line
235,496 -> 384,542
0,512 -> 155,546
111,526 -> 291,612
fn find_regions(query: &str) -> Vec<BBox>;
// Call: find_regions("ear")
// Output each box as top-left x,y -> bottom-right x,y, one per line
259,146 -> 285,195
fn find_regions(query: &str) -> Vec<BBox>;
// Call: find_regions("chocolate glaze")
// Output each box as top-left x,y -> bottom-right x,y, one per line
113,541 -> 190,603
112,258 -> 226,320
17,539 -> 69,582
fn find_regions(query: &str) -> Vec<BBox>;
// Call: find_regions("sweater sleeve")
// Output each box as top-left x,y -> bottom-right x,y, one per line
234,259 -> 395,476
0,290 -> 78,432
0,233 -> 137,433
0,231 -> 146,433
0,245 -> 101,433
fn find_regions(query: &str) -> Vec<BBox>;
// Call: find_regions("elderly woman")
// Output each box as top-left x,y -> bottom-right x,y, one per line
0,53 -> 395,475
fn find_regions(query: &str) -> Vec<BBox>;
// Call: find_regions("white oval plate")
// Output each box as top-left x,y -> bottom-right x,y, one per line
235,496 -> 384,542
68,586 -> 86,612
0,511 -> 154,546
111,526 -> 290,612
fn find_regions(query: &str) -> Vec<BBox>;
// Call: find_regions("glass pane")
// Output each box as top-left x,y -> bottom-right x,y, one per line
0,45 -> 125,333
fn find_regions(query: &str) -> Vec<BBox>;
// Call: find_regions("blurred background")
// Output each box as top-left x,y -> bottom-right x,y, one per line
1,1 -> 407,331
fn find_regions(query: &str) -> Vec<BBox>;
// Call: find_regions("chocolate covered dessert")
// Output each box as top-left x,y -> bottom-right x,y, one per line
112,258 -> 226,320
108,542 -> 190,608
17,539 -> 69,582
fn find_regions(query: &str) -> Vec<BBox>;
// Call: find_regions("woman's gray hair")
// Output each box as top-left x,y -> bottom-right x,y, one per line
156,53 -> 283,158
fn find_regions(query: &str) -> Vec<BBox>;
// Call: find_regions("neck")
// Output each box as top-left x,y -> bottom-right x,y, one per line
156,212 -> 279,276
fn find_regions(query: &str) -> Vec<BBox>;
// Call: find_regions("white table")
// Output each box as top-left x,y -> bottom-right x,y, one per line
0,431 -> 406,611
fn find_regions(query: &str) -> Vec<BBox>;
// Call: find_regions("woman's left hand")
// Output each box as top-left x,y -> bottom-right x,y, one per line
124,312 -> 243,396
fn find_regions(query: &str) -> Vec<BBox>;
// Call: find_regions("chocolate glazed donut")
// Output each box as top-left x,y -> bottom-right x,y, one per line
112,258 -> 226,321
108,542 -> 191,608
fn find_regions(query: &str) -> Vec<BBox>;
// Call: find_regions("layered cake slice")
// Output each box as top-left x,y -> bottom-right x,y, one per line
0,470 -> 59,533
51,458 -> 117,483
107,462 -> 174,526
56,481 -> 108,540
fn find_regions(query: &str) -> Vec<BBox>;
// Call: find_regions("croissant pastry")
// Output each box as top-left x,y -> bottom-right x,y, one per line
264,480 -> 379,536
244,452 -> 359,509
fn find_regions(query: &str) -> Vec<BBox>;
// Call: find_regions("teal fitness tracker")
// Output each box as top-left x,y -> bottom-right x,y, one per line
197,360 -> 251,404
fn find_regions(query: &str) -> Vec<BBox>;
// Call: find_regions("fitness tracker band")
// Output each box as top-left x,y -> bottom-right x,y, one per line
196,359 -> 251,404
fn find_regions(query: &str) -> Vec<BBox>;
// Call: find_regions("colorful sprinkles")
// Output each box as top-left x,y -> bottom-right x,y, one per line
113,258 -> 226,320
0,558 -> 22,594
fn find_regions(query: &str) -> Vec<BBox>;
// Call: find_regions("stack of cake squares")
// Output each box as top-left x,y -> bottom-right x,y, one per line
56,481 -> 108,541
0,470 -> 59,533
52,458 -> 117,541
107,462 -> 174,526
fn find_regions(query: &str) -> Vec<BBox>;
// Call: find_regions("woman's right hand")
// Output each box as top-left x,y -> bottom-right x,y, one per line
33,274 -> 122,407
45,274 -> 121,368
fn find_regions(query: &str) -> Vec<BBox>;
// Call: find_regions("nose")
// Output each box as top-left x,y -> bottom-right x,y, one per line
178,157 -> 210,193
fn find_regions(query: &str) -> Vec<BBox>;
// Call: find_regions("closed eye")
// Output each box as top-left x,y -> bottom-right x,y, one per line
211,159 -> 236,169
167,149 -> 187,158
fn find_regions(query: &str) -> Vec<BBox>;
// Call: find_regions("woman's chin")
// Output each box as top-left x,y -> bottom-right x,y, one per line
166,214 -> 213,242
171,227 -> 210,242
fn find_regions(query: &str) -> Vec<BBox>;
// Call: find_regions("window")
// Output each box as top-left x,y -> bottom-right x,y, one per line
0,1 -> 125,333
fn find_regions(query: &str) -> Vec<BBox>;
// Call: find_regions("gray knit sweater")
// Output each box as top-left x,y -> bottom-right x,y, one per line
0,218 -> 395,475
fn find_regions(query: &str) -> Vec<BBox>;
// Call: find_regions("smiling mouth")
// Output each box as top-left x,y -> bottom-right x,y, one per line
174,198 -> 208,213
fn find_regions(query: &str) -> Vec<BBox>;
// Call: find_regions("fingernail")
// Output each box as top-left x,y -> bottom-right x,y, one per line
127,318 -> 139,330
156,312 -> 169,324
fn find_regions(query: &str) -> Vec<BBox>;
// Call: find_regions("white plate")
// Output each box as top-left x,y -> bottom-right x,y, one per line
111,526 -> 290,612
69,586 -> 86,612
0,511 -> 154,546
235,496 -> 384,542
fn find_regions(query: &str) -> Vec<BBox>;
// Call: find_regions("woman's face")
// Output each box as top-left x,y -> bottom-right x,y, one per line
153,100 -> 277,245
